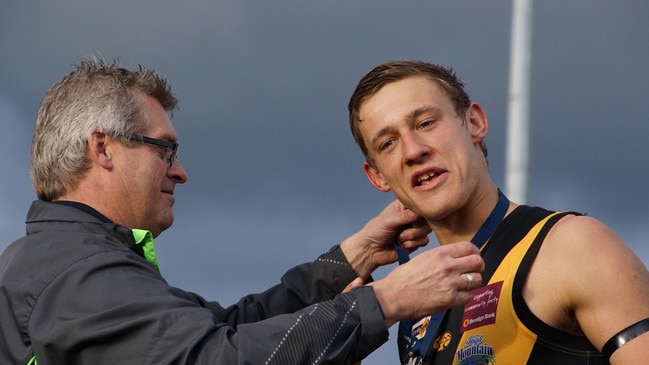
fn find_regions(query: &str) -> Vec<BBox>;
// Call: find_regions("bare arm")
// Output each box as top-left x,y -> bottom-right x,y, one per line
539,215 -> 649,363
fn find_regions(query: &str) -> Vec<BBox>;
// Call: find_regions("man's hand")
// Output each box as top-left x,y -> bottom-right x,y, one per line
342,277 -> 364,293
340,200 -> 431,278
369,241 -> 485,327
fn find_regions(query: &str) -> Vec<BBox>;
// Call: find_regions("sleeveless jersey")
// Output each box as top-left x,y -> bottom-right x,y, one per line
400,206 -> 608,364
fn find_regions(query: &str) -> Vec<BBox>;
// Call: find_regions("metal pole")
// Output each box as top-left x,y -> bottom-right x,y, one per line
505,0 -> 532,204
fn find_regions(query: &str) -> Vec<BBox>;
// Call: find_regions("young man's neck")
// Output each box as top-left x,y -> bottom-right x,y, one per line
429,185 -> 514,246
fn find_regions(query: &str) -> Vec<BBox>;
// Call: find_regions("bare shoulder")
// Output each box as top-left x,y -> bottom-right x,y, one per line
546,214 -> 642,268
534,213 -> 649,354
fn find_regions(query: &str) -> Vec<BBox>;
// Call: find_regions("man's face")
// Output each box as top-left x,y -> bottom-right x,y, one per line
358,76 -> 488,220
112,95 -> 188,237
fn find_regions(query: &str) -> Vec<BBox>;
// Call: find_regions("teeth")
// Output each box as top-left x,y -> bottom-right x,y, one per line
418,172 -> 435,183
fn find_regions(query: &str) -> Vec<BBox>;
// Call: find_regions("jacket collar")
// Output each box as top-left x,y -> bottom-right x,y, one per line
26,200 -> 153,266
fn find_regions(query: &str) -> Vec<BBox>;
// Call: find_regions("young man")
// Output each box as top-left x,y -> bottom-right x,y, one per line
0,58 -> 484,365
347,60 -> 649,364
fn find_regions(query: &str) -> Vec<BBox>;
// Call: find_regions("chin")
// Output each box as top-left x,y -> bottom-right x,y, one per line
151,212 -> 174,236
161,216 -> 174,231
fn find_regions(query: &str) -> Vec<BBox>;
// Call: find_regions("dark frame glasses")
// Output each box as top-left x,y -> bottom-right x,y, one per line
128,134 -> 179,166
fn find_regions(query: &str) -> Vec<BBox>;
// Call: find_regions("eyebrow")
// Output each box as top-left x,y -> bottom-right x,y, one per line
369,125 -> 397,149
153,133 -> 177,143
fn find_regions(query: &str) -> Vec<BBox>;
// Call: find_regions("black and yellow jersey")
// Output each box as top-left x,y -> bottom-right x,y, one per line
404,206 -> 608,364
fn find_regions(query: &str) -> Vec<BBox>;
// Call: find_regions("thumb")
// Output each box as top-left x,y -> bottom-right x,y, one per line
389,201 -> 422,228
384,200 -> 418,226
342,277 -> 364,293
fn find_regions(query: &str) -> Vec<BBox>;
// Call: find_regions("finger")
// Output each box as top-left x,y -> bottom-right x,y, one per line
454,253 -> 486,278
444,240 -> 482,258
397,233 -> 431,253
414,242 -> 484,271
395,220 -> 431,252
342,277 -> 364,293
462,272 -> 483,291
401,238 -> 430,254
413,243 -> 482,270
386,199 -> 407,214
396,219 -> 431,240
384,200 -> 424,229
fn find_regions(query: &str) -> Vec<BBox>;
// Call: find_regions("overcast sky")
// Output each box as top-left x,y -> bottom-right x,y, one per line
1,1 -> 648,363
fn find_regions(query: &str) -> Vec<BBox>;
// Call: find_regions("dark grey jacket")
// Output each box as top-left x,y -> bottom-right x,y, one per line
0,200 -> 388,364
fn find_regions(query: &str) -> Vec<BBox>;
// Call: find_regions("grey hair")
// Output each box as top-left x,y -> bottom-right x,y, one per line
31,57 -> 178,201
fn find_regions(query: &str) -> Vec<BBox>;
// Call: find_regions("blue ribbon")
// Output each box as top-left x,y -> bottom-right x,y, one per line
396,189 -> 509,362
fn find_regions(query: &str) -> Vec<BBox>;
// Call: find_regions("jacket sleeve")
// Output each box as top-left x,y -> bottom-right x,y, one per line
148,286 -> 388,364
28,245 -> 389,364
218,245 -> 364,325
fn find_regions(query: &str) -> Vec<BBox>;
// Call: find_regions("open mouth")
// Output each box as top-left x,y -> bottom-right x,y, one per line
413,168 -> 445,187
416,172 -> 436,186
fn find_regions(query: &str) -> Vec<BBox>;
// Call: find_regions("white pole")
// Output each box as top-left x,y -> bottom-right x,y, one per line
505,0 -> 533,204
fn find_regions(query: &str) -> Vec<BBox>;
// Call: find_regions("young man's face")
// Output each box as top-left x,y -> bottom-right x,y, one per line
358,75 -> 488,221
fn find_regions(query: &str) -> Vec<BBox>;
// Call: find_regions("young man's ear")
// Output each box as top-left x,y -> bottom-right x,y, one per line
363,161 -> 392,192
466,102 -> 489,143
87,130 -> 114,169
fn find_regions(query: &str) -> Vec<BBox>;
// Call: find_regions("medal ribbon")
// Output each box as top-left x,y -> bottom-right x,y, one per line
395,190 -> 509,362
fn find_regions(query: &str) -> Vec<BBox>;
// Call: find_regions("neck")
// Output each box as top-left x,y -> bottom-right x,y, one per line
56,179 -> 125,228
429,186 -> 517,245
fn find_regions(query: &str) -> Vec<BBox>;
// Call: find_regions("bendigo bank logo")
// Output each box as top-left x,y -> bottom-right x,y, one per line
462,281 -> 503,332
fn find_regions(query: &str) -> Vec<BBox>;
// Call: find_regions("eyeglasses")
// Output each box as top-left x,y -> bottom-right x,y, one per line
128,134 -> 179,166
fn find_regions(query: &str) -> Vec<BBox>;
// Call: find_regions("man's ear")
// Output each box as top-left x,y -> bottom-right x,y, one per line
466,102 -> 488,143
363,161 -> 391,192
87,130 -> 113,169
